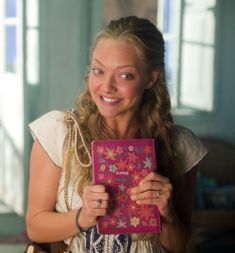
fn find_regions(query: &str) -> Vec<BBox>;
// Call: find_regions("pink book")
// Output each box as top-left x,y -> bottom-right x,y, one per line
92,139 -> 161,234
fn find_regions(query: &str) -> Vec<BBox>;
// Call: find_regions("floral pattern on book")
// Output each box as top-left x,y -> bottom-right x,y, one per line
92,139 -> 161,234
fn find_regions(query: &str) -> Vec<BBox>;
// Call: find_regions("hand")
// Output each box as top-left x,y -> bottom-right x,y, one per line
130,172 -> 176,223
79,185 -> 109,228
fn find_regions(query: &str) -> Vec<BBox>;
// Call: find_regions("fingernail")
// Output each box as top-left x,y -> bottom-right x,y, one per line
130,195 -> 135,200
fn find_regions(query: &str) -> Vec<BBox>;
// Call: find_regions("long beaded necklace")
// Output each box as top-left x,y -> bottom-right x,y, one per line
62,110 -> 92,253
63,110 -> 131,253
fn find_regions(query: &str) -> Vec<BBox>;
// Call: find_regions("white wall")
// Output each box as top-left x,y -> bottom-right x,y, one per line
32,0 -> 103,116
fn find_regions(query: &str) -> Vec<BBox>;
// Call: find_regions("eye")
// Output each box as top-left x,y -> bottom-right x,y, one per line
91,67 -> 103,75
120,73 -> 134,80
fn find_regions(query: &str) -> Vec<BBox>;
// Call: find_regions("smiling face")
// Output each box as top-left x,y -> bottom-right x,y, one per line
88,38 -> 151,125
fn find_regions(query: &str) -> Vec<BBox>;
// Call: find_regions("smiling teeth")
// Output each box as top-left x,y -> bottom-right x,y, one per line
102,97 -> 120,103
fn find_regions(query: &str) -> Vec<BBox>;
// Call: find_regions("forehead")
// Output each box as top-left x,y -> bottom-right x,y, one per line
92,38 -> 146,69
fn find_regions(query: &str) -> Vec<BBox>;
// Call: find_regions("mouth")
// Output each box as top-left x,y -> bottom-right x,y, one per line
101,96 -> 121,104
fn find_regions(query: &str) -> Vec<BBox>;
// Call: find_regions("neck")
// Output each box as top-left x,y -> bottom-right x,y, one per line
105,118 -> 140,139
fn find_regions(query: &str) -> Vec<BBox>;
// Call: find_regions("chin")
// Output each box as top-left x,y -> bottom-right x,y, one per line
99,112 -> 117,119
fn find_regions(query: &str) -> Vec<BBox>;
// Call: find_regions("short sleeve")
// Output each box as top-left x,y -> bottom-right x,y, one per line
28,110 -> 67,167
172,125 -> 208,178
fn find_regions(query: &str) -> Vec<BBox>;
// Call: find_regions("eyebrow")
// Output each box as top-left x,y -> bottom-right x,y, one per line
93,58 -> 137,70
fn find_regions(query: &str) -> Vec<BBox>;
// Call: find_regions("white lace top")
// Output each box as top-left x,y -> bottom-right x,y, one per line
29,110 -> 208,253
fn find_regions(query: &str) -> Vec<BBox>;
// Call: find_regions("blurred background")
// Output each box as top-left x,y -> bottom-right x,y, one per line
0,0 -> 235,252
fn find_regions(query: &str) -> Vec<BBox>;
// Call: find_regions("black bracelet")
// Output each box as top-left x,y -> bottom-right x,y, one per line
75,208 -> 87,236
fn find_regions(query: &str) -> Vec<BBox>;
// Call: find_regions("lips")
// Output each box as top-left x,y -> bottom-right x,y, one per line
101,96 -> 121,103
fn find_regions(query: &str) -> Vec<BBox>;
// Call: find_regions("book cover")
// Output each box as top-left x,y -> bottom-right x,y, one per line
92,139 -> 161,234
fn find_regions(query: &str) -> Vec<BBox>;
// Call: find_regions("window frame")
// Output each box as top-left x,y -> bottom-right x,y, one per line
0,0 -> 25,215
157,0 -> 216,115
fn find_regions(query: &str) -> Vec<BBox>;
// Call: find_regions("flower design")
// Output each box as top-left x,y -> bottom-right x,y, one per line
106,174 -> 115,185
99,164 -> 106,172
139,206 -> 155,220
94,140 -> 159,233
130,217 -> 140,227
143,157 -> 152,169
128,145 -> 134,151
134,146 -> 144,154
109,164 -> 117,172
144,145 -> 152,155
98,173 -> 105,181
132,171 -> 142,184
119,184 -> 126,192
149,218 -> 158,226
116,159 -> 128,170
98,157 -> 106,163
128,163 -> 136,172
117,219 -> 127,228
97,146 -> 105,155
126,200 -> 140,215
110,218 -> 118,226
128,152 -> 139,163
105,148 -> 116,160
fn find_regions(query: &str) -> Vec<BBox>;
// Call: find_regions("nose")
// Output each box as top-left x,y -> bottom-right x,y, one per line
102,74 -> 116,93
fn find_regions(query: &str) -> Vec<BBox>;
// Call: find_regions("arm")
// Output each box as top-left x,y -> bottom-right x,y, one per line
26,140 -> 78,242
158,166 -> 197,253
26,140 -> 109,242
130,166 -> 198,253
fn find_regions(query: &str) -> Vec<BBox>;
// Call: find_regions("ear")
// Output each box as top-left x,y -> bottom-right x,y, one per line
146,71 -> 158,89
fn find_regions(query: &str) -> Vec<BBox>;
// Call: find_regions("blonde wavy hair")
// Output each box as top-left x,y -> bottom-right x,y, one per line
64,16 -> 177,240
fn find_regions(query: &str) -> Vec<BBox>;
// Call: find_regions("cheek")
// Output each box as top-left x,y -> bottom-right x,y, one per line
88,76 -> 98,94
121,85 -> 145,99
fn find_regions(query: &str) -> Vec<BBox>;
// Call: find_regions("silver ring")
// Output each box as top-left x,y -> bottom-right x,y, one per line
96,199 -> 102,208
156,191 -> 160,199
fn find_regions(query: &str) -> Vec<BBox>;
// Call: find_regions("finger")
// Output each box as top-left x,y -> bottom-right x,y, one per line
136,198 -> 160,206
92,199 -> 109,209
131,190 -> 160,201
135,191 -> 170,207
131,186 -> 172,205
130,181 -> 164,195
139,172 -> 170,185
83,192 -> 109,203
84,207 -> 107,217
91,192 -> 109,201
83,184 -> 106,194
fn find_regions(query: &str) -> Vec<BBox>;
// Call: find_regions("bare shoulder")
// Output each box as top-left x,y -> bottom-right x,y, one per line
30,140 -> 62,175
27,140 -> 62,218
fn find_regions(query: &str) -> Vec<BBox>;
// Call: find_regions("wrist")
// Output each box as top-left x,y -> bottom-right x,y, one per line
162,211 -> 178,225
75,208 -> 88,235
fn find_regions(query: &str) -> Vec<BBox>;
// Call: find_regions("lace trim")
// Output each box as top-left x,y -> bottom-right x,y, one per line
85,227 -> 132,253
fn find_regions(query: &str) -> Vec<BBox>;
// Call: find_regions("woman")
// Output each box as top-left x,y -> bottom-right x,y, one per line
26,16 -> 207,253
